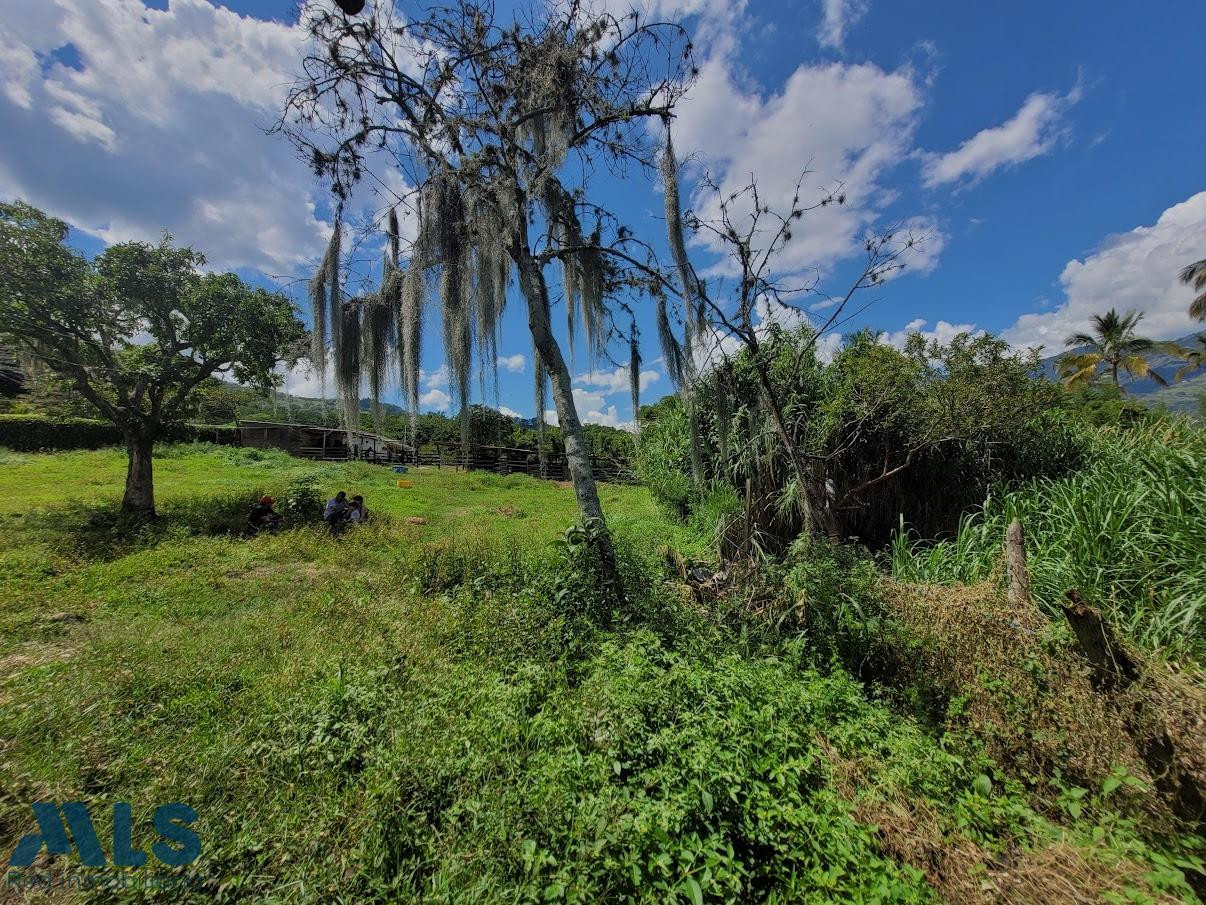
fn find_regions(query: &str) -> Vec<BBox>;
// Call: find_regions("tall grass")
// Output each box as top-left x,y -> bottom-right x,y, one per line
891,421 -> 1206,661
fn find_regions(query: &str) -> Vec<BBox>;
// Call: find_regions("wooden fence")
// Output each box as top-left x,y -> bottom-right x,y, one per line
407,442 -> 634,484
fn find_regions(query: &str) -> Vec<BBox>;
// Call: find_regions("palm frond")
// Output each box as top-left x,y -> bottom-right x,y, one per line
1190,292 -> 1206,322
1180,258 -> 1206,292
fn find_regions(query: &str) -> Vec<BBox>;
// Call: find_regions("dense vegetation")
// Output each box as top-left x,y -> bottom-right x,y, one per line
892,421 -> 1206,662
0,0 -> 1202,897
0,437 -> 1202,902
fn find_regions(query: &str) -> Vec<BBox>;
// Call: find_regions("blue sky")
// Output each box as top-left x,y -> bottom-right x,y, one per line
2,0 -> 1203,428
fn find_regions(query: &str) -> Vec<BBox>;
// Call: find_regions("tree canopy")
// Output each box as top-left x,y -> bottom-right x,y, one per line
0,200 -> 305,514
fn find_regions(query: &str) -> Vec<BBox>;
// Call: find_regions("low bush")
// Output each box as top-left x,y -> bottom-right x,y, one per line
0,414 -> 121,450
0,416 -> 240,452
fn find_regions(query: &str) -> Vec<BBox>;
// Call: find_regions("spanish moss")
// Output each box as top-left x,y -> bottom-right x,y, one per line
335,296 -> 362,435
400,265 -> 424,445
661,128 -> 696,330
309,208 -> 342,391
657,293 -> 685,391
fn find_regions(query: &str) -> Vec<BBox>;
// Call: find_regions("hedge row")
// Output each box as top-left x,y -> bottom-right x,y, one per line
0,415 -> 240,451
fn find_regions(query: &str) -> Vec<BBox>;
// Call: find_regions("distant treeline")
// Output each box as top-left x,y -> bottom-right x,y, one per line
1,372 -> 636,462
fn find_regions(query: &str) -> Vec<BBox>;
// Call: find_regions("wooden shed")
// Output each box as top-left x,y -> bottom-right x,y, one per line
236,420 -> 411,462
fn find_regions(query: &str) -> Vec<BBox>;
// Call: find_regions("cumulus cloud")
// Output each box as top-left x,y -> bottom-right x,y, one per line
498,405 -> 522,419
881,317 -> 982,349
497,353 -> 526,373
575,366 -> 660,395
817,0 -> 870,51
420,388 -> 452,409
1003,192 -> 1206,351
579,405 -> 635,432
0,0 -> 335,274
674,53 -> 927,278
422,365 -> 449,390
921,83 -> 1082,189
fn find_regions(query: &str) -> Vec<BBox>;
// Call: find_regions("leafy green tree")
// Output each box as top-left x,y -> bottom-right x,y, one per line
0,201 -> 305,516
1180,258 -> 1206,321
639,325 -> 1071,548
1058,309 -> 1170,391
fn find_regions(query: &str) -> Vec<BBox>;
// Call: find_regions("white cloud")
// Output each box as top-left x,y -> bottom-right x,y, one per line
420,388 -> 452,409
498,405 -> 522,419
274,356 -> 328,400
422,364 -> 449,390
881,317 -> 982,349
674,54 -> 927,278
818,0 -> 870,51
0,0 -> 335,274
572,387 -> 608,413
497,353 -> 526,373
921,84 -> 1081,189
1003,192 -> 1206,351
574,366 -> 660,395
544,408 -> 559,427
580,404 -> 636,432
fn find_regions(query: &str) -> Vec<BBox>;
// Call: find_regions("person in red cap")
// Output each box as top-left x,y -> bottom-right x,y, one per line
248,495 -> 283,534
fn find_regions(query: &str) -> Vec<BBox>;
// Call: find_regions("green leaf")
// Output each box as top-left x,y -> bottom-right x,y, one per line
972,774 -> 992,797
684,876 -> 703,905
1102,776 -> 1122,795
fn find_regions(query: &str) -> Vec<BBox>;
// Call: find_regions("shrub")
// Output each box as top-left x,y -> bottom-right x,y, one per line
0,416 -> 239,452
0,414 -> 121,450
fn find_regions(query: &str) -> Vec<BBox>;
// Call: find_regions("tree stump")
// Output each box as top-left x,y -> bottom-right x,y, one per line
1004,518 -> 1031,606
1061,589 -> 1140,691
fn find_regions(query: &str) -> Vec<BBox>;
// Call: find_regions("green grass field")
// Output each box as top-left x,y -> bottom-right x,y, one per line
0,446 -> 1200,903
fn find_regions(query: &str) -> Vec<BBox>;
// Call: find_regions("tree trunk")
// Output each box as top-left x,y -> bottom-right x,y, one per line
1061,589 -> 1140,691
750,365 -> 837,541
122,430 -> 156,518
517,257 -> 624,600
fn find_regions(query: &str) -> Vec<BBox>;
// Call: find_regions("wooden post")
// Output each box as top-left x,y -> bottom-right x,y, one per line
1005,518 -> 1031,606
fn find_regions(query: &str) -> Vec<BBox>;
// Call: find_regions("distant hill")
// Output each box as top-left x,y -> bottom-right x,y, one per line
1039,331 -> 1205,413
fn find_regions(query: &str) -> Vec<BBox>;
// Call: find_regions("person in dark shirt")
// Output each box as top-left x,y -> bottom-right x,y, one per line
324,491 -> 349,533
248,496 -> 283,534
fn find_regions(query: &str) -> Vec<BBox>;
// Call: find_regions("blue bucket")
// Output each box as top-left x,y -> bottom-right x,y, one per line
392,465 -> 409,474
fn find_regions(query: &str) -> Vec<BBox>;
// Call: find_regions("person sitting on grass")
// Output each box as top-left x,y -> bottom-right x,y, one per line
324,491 -> 348,532
248,496 -> 283,534
347,495 -> 368,525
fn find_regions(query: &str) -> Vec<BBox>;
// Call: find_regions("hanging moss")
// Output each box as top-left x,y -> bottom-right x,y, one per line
657,293 -> 685,391
661,128 -> 696,334
309,208 -> 342,389
335,296 -> 362,435
400,265 -> 424,446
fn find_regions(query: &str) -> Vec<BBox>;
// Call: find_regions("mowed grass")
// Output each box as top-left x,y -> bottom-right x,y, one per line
0,445 -> 691,657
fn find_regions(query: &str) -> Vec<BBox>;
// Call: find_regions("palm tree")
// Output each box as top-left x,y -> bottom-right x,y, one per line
1175,333 -> 1206,382
1057,309 -> 1170,391
1181,259 -> 1206,321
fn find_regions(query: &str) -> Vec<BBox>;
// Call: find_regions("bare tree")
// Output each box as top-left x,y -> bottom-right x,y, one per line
656,161 -> 920,539
279,0 -> 694,590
